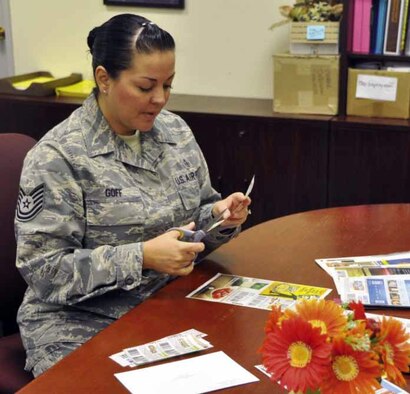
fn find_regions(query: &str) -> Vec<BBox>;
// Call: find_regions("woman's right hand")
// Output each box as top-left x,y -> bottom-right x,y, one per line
142,222 -> 205,276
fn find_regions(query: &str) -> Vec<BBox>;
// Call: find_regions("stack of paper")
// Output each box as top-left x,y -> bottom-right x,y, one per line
110,329 -> 212,368
315,251 -> 410,307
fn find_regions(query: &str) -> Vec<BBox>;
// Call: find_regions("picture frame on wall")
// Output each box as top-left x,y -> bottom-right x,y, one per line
104,0 -> 184,9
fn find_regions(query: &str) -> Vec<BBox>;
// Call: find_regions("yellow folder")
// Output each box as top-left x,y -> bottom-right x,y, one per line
55,80 -> 95,98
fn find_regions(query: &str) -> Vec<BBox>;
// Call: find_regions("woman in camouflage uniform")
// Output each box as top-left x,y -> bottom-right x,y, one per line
15,14 -> 251,377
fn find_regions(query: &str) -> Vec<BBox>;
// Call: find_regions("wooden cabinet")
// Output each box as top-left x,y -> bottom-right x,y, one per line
0,94 -> 81,140
328,116 -> 410,207
181,112 -> 329,228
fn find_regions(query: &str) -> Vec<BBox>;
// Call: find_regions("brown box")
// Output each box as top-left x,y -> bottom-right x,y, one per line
290,22 -> 339,55
273,54 -> 339,115
347,68 -> 410,119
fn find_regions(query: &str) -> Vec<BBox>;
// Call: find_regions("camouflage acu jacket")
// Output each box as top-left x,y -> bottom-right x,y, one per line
15,94 -> 237,361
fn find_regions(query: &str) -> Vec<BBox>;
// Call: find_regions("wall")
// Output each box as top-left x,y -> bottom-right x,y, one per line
9,0 -> 291,99
0,0 -> 14,78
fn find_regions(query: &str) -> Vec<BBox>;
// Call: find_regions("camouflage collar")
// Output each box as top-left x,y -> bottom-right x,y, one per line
81,94 -> 117,158
150,111 -> 179,145
81,95 -> 178,170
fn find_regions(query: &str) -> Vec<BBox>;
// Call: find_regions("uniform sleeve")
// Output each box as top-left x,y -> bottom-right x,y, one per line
15,142 -> 144,306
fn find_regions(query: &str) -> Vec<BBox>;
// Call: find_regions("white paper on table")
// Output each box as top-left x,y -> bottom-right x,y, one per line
366,313 -> 410,335
376,378 -> 408,393
114,351 -> 259,394
255,364 -> 271,377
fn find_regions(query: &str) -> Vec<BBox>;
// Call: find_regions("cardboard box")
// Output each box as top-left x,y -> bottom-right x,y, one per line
290,22 -> 339,55
347,68 -> 410,119
273,54 -> 339,115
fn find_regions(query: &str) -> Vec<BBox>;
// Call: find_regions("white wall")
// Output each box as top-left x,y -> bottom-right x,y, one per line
9,0 -> 291,99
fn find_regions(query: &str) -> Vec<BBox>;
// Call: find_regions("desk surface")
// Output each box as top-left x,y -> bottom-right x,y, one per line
18,204 -> 410,393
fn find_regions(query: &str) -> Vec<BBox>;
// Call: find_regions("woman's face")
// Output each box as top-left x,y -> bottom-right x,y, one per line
100,50 -> 175,135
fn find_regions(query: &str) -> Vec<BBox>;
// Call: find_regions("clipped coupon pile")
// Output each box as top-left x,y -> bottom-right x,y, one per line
110,328 -> 212,368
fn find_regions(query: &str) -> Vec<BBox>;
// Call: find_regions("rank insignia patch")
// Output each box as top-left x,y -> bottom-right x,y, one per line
16,184 -> 45,222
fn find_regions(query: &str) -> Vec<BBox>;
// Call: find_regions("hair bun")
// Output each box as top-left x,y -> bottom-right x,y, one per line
87,27 -> 100,53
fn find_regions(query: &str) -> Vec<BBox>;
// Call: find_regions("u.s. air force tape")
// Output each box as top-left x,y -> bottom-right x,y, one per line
16,184 -> 45,222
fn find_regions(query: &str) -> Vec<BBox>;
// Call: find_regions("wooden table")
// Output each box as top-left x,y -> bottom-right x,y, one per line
18,204 -> 410,393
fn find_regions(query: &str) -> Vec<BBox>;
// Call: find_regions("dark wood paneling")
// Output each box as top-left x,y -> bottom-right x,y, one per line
180,112 -> 329,228
0,94 -> 81,140
329,116 -> 410,206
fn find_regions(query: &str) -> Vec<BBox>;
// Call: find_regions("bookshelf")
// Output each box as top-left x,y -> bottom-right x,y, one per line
339,0 -> 410,116
329,1 -> 410,212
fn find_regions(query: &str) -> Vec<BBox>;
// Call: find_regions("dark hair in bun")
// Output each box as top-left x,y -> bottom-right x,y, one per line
87,14 -> 175,80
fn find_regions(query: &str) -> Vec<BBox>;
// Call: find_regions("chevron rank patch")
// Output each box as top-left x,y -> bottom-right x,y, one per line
16,184 -> 45,222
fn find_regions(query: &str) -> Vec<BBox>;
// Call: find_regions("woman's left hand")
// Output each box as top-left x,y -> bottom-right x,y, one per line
212,192 -> 251,228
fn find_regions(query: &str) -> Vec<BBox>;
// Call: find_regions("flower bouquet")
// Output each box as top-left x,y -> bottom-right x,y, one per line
260,299 -> 410,393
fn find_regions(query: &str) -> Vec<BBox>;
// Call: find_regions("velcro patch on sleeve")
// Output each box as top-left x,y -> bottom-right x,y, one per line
16,184 -> 45,222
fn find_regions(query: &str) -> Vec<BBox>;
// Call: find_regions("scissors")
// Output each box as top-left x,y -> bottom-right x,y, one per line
167,174 -> 255,243
167,209 -> 227,242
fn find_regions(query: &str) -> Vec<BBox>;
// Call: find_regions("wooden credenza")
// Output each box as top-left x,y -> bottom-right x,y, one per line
1,93 -> 409,229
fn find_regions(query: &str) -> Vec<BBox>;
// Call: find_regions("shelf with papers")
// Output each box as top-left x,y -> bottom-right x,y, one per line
339,0 -> 410,117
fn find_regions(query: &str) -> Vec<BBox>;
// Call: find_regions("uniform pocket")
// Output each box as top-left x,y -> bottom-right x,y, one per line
85,187 -> 145,227
176,180 -> 201,211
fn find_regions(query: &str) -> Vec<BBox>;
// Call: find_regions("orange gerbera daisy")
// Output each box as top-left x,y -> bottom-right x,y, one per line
321,337 -> 381,394
261,316 -> 332,393
265,305 -> 284,334
284,299 -> 347,337
375,316 -> 410,387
